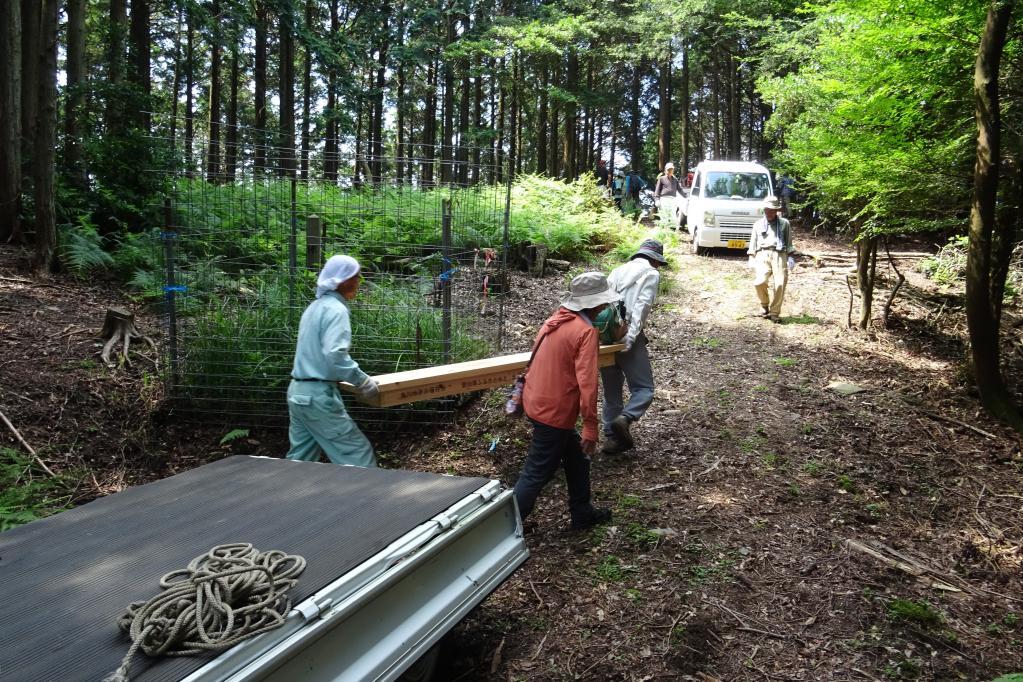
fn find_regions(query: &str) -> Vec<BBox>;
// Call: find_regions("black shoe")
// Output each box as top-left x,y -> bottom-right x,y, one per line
610,415 -> 634,449
760,307 -> 771,318
571,507 -> 612,532
601,436 -> 633,456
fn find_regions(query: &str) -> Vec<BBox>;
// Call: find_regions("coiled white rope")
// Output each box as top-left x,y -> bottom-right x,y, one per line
104,543 -> 306,682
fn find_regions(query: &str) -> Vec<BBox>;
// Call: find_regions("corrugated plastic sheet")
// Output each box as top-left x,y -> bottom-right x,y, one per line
0,456 -> 488,682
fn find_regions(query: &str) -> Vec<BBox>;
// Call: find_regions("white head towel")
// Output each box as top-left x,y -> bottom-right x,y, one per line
315,254 -> 361,299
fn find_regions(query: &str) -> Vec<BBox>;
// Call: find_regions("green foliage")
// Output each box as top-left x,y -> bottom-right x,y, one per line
990,675 -> 1023,682
219,429 -> 250,445
594,555 -> 630,582
625,522 -> 661,548
58,215 -> 114,279
110,229 -> 161,283
919,235 -> 969,286
0,449 -> 71,532
757,0 -> 986,235
886,598 -> 942,628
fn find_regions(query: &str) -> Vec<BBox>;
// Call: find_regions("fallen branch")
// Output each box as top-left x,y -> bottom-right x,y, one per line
845,273 -> 855,328
697,456 -> 723,478
844,538 -> 961,592
921,411 -> 998,440
882,240 -> 906,327
0,409 -> 58,478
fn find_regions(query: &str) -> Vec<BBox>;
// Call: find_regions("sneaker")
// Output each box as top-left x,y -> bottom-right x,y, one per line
760,307 -> 771,318
570,507 -> 612,531
610,415 -> 634,449
601,435 -> 631,456
769,315 -> 781,324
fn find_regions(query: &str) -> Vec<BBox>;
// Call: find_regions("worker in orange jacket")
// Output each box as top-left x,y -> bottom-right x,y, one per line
512,272 -> 618,532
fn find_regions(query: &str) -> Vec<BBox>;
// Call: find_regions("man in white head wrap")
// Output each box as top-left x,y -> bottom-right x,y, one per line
286,254 -> 379,467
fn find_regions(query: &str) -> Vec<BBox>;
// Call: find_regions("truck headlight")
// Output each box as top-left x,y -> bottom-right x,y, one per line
703,211 -> 716,227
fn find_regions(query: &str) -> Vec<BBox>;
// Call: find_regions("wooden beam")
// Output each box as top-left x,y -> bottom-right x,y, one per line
343,344 -> 624,407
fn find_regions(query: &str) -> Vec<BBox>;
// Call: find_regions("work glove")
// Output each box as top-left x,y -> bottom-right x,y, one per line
623,331 -> 636,353
357,376 -> 380,403
787,256 -> 796,270
747,255 -> 755,269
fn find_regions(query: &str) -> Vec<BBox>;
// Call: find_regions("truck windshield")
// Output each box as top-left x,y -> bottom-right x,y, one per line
704,172 -> 771,200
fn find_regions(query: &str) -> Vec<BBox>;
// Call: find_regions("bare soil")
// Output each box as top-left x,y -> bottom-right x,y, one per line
1,229 -> 1021,681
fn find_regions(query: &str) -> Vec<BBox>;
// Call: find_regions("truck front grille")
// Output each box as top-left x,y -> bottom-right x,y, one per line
718,219 -> 757,230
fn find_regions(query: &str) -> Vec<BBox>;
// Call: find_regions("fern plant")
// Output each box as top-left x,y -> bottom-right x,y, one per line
58,214 -> 114,279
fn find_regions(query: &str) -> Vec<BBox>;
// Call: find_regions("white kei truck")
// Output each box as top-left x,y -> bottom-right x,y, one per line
682,160 -> 775,255
0,456 -> 528,682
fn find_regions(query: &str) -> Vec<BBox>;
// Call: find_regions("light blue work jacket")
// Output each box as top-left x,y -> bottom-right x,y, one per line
291,291 -> 369,387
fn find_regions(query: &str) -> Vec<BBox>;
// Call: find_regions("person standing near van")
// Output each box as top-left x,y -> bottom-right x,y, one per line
747,196 -> 796,323
600,239 -> 667,456
286,254 -> 379,467
653,162 -> 683,229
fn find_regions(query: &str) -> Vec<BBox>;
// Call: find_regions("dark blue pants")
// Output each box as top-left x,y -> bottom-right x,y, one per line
513,419 -> 594,525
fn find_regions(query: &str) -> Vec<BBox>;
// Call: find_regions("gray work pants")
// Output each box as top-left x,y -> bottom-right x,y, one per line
600,333 -> 655,435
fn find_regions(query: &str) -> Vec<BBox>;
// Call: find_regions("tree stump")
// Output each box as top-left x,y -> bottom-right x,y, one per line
100,307 -> 156,367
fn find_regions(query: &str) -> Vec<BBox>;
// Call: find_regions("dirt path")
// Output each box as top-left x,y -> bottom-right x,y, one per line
1,234 -> 1021,680
407,232 -> 1023,681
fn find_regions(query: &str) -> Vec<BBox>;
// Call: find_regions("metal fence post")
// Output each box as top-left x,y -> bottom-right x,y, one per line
289,176 -> 298,314
441,197 -> 452,364
162,197 -> 180,386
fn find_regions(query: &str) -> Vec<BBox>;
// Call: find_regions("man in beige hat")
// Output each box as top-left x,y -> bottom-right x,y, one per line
512,272 -> 618,532
747,196 -> 796,322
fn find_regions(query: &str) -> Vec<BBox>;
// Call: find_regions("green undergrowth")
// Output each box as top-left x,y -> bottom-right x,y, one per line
79,175 -> 637,417
179,272 -> 486,410
920,235 -> 1022,304
0,449 -> 74,532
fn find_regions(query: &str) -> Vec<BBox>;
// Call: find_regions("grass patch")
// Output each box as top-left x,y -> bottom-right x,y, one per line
595,555 -> 629,582
625,522 -> 661,548
803,460 -> 824,475
773,356 -> 798,367
887,598 -> 942,628
692,336 -> 722,349
837,474 -> 857,493
784,313 -> 822,325
739,435 -> 766,453
0,449 -> 74,531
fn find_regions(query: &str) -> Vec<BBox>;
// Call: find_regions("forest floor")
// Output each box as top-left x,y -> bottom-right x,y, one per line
1,227 -> 1022,681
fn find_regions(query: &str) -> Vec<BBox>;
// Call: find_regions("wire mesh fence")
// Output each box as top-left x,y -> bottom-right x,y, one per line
150,117 -> 511,432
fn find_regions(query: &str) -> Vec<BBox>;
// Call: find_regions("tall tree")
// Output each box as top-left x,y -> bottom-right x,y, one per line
128,0 -> 151,133
33,0 -> 59,272
21,0 -> 41,167
300,0 -> 314,181
966,0 -> 1023,431
64,0 -> 87,188
657,50 -> 671,170
207,0 -> 223,181
106,0 -> 128,133
225,35 -> 239,182
254,1 -> 268,172
279,7 -> 296,176
562,51 -> 578,180
0,0 -> 21,242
